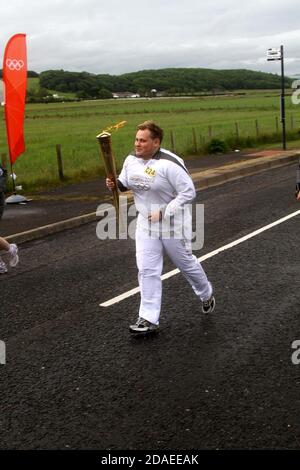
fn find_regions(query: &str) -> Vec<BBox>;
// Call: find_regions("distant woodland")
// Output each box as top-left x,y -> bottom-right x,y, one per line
0,67 -> 292,101
38,67 -> 291,98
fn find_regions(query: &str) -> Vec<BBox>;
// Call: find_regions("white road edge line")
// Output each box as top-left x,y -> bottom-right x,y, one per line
100,209 -> 300,308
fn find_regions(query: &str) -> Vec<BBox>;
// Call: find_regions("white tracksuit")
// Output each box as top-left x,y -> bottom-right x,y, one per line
118,148 -> 212,325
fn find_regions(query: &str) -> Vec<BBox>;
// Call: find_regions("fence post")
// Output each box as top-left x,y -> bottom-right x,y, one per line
255,119 -> 259,138
170,130 -> 176,153
235,122 -> 239,139
1,153 -> 7,168
192,128 -> 197,153
56,144 -> 65,181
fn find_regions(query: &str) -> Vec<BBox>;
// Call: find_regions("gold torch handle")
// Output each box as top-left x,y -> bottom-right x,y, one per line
96,132 -> 119,219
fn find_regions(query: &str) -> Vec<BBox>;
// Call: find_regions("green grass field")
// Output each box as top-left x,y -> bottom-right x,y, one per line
1,91 -> 300,191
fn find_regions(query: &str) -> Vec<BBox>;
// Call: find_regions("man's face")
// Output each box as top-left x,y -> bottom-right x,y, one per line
135,129 -> 160,159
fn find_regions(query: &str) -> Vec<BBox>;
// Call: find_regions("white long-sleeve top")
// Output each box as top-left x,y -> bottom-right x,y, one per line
118,148 -> 196,235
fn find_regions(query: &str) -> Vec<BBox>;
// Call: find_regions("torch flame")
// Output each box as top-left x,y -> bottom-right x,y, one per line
101,120 -> 127,135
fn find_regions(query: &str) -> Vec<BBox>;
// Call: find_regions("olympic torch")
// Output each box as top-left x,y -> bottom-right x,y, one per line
96,131 -> 119,217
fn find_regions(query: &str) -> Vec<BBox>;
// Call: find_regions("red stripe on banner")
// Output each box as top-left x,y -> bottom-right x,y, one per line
3,33 -> 27,164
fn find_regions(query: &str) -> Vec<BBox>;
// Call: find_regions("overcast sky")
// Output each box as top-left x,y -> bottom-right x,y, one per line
1,0 -> 300,76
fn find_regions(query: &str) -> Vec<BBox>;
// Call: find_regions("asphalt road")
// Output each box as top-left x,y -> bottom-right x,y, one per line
0,163 -> 299,450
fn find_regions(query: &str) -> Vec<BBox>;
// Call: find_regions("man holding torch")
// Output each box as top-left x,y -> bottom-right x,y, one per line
106,121 -> 215,335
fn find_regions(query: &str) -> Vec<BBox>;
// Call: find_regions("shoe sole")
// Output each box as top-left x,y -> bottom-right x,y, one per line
202,297 -> 216,314
129,327 -> 159,335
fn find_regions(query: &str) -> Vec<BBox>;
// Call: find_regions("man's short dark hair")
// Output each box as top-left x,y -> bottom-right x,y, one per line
137,121 -> 164,143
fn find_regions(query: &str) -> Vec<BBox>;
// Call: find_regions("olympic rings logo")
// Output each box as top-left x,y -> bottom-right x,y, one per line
6,59 -> 25,71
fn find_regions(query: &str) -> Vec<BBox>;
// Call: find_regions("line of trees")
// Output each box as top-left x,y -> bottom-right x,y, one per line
38,67 -> 292,99
0,67 -> 292,101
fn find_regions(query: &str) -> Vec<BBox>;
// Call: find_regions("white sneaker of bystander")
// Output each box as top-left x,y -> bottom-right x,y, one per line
8,244 -> 19,267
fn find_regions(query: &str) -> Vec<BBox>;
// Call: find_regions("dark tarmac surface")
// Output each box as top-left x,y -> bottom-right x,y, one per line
0,164 -> 299,450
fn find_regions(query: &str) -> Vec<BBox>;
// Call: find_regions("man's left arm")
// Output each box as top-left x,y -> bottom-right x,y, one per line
163,164 -> 196,218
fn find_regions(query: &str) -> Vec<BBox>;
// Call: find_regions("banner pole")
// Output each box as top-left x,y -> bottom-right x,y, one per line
5,161 -> 28,203
10,162 -> 16,195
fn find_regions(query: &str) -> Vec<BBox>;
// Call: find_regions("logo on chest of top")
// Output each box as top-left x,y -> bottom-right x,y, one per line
130,174 -> 151,190
144,166 -> 156,177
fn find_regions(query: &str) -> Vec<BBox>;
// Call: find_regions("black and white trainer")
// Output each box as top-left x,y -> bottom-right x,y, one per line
202,295 -> 216,314
129,317 -> 159,334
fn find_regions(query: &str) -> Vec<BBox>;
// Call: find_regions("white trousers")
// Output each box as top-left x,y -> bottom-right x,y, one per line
136,230 -> 212,325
